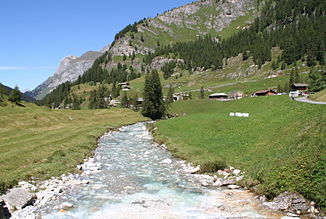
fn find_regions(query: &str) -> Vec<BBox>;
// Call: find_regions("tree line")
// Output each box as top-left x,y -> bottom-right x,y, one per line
144,0 -> 325,72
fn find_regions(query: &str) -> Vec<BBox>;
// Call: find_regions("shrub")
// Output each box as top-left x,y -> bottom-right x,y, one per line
198,160 -> 227,173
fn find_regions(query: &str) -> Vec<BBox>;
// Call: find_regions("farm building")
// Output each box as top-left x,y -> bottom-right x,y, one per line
252,89 -> 277,97
118,82 -> 130,87
137,97 -> 144,105
209,93 -> 228,100
228,91 -> 244,100
291,83 -> 309,91
291,83 -> 309,95
173,93 -> 191,101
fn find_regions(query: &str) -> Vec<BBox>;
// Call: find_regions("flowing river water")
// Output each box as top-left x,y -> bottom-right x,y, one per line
38,123 -> 283,218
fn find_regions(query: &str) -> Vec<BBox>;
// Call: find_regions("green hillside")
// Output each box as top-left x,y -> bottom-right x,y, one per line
0,102 -> 147,194
154,96 -> 326,208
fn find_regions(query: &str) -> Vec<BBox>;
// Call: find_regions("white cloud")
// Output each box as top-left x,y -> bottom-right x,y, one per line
0,66 -> 56,70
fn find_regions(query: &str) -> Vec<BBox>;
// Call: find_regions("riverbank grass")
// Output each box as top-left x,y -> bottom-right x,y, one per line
0,102 -> 147,193
155,96 -> 325,209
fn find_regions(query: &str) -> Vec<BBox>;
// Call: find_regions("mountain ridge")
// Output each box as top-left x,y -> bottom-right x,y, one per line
27,51 -> 103,100
30,0 -> 255,100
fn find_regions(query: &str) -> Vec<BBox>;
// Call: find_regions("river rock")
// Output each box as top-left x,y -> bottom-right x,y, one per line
263,192 -> 310,214
189,165 -> 200,174
1,188 -> 36,210
212,179 -> 222,187
221,179 -> 237,186
161,158 -> 172,164
227,185 -> 241,190
59,202 -> 74,210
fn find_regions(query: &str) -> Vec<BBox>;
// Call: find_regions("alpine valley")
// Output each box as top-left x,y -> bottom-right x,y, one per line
1,0 -> 325,218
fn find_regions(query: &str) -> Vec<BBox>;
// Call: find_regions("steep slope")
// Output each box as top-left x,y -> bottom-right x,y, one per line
28,51 -> 103,100
109,0 -> 255,57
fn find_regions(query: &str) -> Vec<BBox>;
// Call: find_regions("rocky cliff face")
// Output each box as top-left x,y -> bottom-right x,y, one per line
109,0 -> 254,57
28,51 -> 102,100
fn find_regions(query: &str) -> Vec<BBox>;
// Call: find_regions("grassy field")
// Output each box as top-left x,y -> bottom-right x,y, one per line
309,89 -> 326,102
154,96 -> 326,208
0,101 -> 147,193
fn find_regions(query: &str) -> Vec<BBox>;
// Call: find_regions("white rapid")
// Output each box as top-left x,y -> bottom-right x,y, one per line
37,123 -> 282,218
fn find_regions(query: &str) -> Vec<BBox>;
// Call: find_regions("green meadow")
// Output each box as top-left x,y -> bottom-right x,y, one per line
155,96 -> 326,208
0,102 -> 147,193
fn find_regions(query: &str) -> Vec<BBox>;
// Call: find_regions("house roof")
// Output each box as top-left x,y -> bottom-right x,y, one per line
209,93 -> 228,97
254,89 -> 276,94
292,83 -> 309,87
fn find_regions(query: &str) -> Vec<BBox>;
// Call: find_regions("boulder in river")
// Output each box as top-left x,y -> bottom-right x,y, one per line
161,158 -> 172,164
263,192 -> 310,214
221,178 -> 237,186
59,202 -> 74,210
1,188 -> 36,210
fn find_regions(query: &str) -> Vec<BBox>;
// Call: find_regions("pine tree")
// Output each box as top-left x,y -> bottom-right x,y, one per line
142,70 -> 166,120
281,62 -> 286,70
131,93 -> 139,110
121,91 -> 129,108
272,61 -> 278,70
72,94 -> 81,110
166,85 -> 174,106
277,84 -> 282,93
309,68 -> 325,92
8,86 -> 21,103
199,86 -> 205,99
0,84 -> 6,99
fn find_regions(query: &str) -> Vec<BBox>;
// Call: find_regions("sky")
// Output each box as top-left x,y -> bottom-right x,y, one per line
0,0 -> 194,91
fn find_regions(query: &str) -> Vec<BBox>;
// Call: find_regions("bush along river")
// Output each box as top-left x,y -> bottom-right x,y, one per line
4,123 -> 290,218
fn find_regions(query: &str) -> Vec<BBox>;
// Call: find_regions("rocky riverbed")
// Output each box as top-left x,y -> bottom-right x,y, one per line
0,123 -> 321,218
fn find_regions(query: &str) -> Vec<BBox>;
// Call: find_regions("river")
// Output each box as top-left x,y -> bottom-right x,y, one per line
37,122 -> 282,218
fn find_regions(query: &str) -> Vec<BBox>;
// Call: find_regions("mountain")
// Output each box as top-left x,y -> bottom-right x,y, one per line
40,0 -> 325,109
0,83 -> 35,102
109,0 -> 254,57
27,51 -> 103,100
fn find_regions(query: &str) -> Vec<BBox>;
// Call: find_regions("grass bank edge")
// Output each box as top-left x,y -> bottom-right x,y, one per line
152,96 -> 326,210
0,103 -> 149,194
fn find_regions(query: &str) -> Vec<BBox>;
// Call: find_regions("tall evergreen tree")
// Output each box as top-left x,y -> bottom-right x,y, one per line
142,70 -> 166,120
8,86 -> 21,103
131,93 -> 139,110
72,94 -> 81,110
0,84 -> 6,99
199,86 -> 205,99
121,91 -> 129,108
166,85 -> 174,106
309,68 -> 325,92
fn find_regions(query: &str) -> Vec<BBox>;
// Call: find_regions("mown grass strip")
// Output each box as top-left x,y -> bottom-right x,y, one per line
0,102 -> 147,193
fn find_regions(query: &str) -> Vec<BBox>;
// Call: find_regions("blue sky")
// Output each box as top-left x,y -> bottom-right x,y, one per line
0,0 -> 193,91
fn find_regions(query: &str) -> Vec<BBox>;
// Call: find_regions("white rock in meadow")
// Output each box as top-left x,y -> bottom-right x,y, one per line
233,169 -> 241,175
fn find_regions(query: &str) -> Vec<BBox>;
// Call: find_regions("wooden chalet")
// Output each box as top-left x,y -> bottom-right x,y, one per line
209,93 -> 228,100
252,89 -> 277,97
291,83 -> 309,91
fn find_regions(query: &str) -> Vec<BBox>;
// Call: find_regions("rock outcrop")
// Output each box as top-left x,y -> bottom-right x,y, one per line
262,192 -> 313,215
1,188 -> 36,211
27,51 -> 103,100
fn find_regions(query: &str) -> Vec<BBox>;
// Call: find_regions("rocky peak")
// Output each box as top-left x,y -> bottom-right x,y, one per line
29,51 -> 103,100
